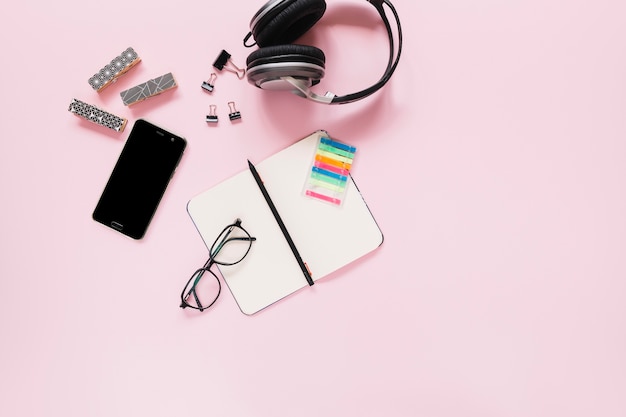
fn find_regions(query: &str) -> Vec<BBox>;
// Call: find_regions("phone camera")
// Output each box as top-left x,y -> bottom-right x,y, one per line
170,137 -> 175,142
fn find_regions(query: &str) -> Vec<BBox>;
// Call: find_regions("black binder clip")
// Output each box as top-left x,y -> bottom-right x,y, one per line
213,50 -> 245,79
201,73 -> 217,93
228,101 -> 242,121
206,104 -> 219,123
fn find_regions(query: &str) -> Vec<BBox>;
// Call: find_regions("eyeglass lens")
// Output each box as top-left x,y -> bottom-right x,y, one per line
181,222 -> 255,311
210,224 -> 254,265
181,268 -> 221,311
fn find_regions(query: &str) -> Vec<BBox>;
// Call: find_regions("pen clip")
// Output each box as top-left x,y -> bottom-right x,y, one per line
304,262 -> 313,282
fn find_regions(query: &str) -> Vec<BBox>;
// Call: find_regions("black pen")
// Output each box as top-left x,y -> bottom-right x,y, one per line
247,160 -> 314,286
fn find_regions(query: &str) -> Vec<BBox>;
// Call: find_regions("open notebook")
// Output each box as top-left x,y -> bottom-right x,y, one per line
187,130 -> 383,314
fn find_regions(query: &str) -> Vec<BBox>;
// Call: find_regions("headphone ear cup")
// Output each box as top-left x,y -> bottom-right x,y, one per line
246,44 -> 326,91
246,44 -> 326,68
253,0 -> 327,47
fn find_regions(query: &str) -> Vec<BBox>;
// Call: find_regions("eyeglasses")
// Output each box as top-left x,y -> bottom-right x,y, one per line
180,218 -> 256,312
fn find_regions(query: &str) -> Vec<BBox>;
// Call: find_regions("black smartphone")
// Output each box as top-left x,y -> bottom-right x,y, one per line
93,119 -> 187,239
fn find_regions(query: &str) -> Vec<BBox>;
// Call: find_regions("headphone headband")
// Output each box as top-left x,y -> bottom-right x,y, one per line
243,0 -> 403,104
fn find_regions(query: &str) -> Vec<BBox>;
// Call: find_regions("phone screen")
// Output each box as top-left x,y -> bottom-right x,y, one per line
93,119 -> 186,239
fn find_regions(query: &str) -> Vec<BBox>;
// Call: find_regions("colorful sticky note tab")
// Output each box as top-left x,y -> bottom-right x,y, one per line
303,135 -> 357,207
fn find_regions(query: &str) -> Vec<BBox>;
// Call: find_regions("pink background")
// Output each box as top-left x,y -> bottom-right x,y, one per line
1,0 -> 625,415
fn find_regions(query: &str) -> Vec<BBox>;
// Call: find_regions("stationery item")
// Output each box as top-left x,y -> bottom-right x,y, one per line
120,72 -> 177,106
187,130 -> 383,315
88,47 -> 140,92
68,98 -> 127,132
213,49 -> 246,79
303,136 -> 356,206
228,101 -> 241,121
206,105 -> 218,123
201,73 -> 217,93
248,160 -> 313,286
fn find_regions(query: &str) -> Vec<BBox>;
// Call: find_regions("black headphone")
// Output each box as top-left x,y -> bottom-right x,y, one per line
243,0 -> 403,104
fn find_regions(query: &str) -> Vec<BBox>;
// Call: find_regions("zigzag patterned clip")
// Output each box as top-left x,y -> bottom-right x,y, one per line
119,72 -> 178,106
88,47 -> 141,92
68,99 -> 128,132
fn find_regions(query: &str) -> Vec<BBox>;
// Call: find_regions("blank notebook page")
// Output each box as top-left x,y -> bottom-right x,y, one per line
187,131 -> 383,314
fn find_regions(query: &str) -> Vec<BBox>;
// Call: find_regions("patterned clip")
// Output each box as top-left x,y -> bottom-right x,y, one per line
120,72 -> 178,106
68,99 -> 127,132
88,47 -> 141,92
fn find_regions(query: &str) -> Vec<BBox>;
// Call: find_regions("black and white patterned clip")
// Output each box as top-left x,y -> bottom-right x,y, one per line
88,47 -> 141,92
119,72 -> 178,106
68,99 -> 127,132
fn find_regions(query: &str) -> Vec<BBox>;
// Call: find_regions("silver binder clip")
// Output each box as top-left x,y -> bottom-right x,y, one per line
206,105 -> 219,123
213,50 -> 245,79
201,73 -> 217,93
228,101 -> 242,121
